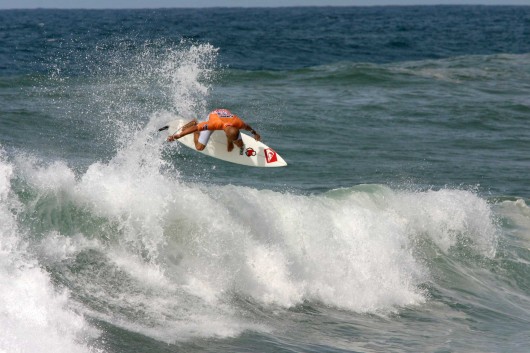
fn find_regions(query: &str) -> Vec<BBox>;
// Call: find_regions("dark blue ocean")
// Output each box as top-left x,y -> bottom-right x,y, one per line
1,6 -> 530,353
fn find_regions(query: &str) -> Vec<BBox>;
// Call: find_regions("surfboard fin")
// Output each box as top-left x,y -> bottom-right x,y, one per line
158,125 -> 169,132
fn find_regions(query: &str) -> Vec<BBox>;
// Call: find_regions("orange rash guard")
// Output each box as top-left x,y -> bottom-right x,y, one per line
197,109 -> 247,131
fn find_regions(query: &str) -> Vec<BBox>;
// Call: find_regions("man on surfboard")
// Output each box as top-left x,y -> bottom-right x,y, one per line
167,109 -> 261,152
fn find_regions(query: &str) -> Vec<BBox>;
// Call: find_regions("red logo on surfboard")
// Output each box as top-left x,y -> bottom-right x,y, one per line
264,148 -> 278,163
245,147 -> 256,157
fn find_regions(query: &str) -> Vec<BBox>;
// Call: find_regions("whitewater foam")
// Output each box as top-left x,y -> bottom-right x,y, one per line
496,199 -> 530,247
4,38 -> 505,345
7,117 -> 502,343
0,150 -> 100,353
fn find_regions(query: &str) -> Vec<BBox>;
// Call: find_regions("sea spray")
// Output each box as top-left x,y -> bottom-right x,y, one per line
157,42 -> 219,119
41,39 -> 219,157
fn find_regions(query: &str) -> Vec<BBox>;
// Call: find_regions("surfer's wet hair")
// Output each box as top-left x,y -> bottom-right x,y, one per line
224,126 -> 242,141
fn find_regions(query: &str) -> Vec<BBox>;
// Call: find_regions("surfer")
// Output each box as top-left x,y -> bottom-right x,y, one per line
167,109 -> 261,152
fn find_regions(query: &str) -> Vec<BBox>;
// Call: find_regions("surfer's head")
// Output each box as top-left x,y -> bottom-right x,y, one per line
224,126 -> 241,142
224,126 -> 243,150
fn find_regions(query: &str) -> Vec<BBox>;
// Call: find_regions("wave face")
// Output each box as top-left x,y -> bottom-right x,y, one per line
4,147 -> 503,342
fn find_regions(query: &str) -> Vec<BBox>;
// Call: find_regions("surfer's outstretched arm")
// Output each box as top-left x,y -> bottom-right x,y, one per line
167,124 -> 198,142
244,124 -> 261,141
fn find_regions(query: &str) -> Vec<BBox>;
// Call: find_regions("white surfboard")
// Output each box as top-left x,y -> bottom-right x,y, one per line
161,119 -> 287,167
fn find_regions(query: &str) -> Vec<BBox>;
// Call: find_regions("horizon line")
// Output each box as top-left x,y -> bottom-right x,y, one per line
2,3 -> 529,10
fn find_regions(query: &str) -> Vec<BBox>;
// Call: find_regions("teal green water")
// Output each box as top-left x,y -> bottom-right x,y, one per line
1,7 -> 530,353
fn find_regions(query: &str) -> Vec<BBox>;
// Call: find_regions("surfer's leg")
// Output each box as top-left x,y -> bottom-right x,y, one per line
229,132 -> 243,152
226,139 -> 243,152
234,131 -> 243,148
195,130 -> 212,151
225,127 -> 242,152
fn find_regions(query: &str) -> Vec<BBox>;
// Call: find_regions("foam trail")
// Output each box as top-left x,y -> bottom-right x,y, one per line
0,149 -> 100,353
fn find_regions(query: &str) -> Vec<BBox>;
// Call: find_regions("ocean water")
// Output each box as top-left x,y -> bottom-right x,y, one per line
1,6 -> 530,353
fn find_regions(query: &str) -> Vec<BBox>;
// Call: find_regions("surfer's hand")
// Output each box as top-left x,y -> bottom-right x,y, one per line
253,133 -> 261,141
167,134 -> 178,142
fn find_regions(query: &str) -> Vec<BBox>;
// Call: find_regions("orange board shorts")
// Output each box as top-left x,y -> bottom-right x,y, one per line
197,109 -> 247,132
